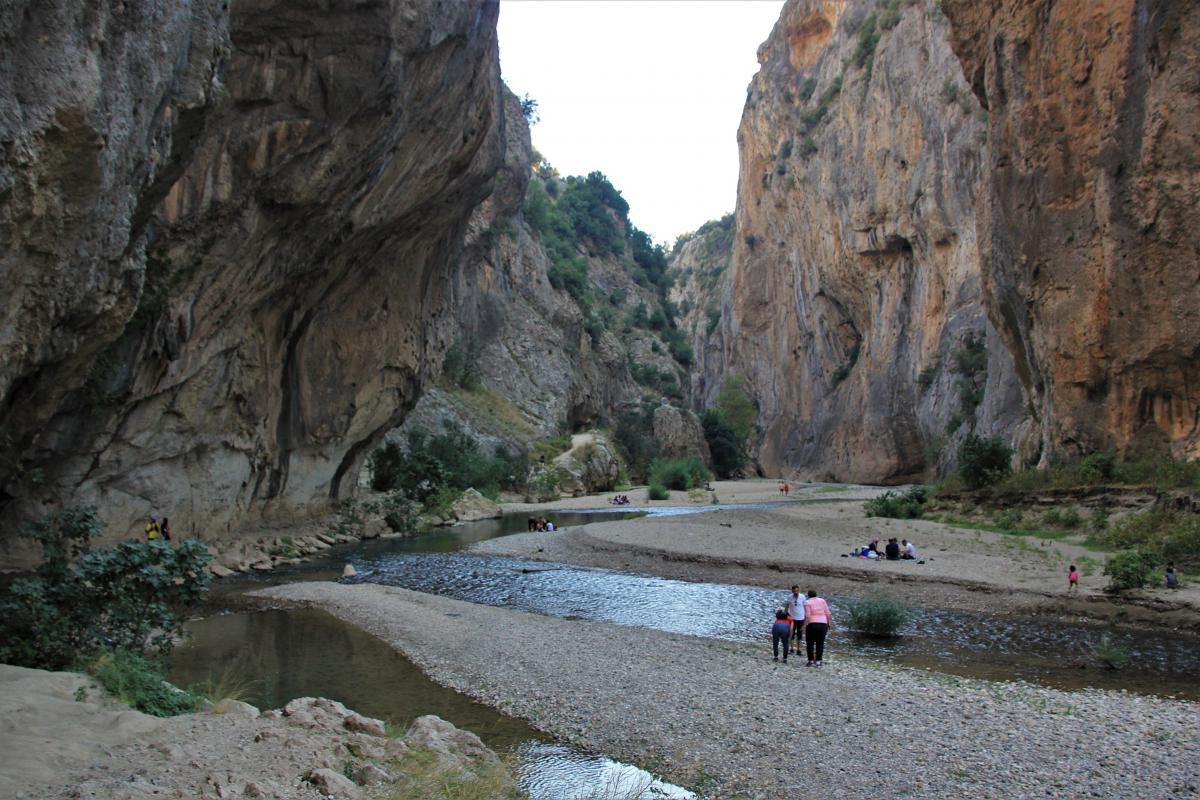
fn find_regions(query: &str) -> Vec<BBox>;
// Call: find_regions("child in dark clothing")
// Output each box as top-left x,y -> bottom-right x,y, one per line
771,610 -> 791,662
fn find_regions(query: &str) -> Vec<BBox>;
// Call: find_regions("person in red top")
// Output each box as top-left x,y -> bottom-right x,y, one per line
801,589 -> 833,667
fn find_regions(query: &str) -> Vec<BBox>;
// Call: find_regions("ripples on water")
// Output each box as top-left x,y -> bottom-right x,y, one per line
345,551 -> 1200,698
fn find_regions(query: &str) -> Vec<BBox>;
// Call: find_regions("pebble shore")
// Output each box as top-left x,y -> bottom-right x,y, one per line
259,582 -> 1200,799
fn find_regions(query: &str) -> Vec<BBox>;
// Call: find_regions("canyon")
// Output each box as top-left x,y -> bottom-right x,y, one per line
1,0 -> 1197,556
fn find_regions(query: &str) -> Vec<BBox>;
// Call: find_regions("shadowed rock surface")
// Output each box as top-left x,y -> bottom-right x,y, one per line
1,0 -> 508,555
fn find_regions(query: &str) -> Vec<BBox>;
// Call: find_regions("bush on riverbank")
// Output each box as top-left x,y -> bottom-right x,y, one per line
1103,549 -> 1158,591
864,486 -> 928,519
845,596 -> 914,637
1089,510 -> 1200,568
0,507 -> 211,670
86,649 -> 201,717
647,483 -> 670,500
647,457 -> 710,491
368,423 -> 528,504
957,435 -> 1013,489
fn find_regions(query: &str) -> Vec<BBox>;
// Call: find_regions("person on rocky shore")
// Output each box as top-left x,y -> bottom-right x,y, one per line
801,589 -> 832,667
144,514 -> 161,540
884,538 -> 901,561
783,584 -> 805,654
771,610 -> 792,663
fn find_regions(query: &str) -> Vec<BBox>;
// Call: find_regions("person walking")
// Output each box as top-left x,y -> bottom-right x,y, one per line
144,515 -> 161,540
802,589 -> 833,667
783,585 -> 805,655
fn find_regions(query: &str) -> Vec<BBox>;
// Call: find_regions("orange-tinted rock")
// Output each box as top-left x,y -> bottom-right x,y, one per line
941,0 -> 1200,462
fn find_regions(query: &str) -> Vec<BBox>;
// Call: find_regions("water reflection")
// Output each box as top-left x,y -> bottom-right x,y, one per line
170,608 -> 694,798
345,551 -> 1200,699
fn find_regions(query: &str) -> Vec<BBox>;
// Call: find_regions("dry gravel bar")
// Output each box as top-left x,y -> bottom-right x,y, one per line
257,581 -> 1200,799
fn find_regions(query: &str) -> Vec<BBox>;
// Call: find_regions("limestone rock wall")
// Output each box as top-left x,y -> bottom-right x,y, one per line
940,0 -> 1200,463
0,0 -> 508,551
725,0 -> 1023,482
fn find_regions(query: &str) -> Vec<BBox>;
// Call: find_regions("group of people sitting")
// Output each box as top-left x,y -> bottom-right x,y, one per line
851,536 -> 917,561
609,495 -> 631,505
527,516 -> 556,532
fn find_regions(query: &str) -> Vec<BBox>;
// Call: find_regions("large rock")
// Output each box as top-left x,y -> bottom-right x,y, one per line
940,0 -> 1200,463
404,714 -> 497,767
553,433 -> 622,496
0,0 -> 510,560
450,488 -> 501,523
652,402 -> 712,463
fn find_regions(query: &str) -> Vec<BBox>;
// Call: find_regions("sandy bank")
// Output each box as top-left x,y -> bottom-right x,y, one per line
0,663 -> 509,800
256,581 -> 1200,800
478,500 -> 1200,623
499,477 -> 885,513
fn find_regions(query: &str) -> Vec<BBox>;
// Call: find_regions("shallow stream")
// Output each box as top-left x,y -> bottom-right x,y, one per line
175,505 -> 1200,798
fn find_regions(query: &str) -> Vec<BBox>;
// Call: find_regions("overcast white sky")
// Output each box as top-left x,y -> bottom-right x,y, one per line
498,0 -> 785,245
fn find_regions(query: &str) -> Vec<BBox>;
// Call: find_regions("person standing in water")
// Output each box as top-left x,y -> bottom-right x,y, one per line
802,589 -> 832,667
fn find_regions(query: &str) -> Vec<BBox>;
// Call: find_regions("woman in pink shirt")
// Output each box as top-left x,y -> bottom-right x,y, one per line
801,590 -> 833,667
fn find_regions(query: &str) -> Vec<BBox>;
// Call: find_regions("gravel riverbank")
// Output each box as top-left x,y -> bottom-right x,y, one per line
257,581 -> 1200,799
478,502 -> 1200,625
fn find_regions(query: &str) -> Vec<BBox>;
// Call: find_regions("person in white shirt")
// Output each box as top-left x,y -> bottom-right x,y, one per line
783,585 -> 805,655
546,520 -> 556,532
901,539 -> 916,559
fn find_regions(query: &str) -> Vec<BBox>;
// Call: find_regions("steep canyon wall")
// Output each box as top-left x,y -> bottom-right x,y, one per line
725,0 -> 1198,481
0,0 -> 508,552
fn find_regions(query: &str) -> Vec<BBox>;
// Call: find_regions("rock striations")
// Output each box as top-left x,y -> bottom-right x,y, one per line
721,0 -> 1198,481
1,0 -> 508,552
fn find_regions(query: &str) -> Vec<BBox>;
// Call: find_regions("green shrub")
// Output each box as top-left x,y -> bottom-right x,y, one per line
797,136 -> 818,157
864,486 -> 927,519
442,341 -> 481,390
1104,549 -> 1158,591
1093,634 -> 1130,670
845,596 -> 913,637
957,435 -> 1012,489
705,304 -> 722,336
1042,507 -> 1081,529
383,492 -> 423,534
853,14 -> 880,69
612,406 -> 659,482
1090,508 -> 1110,532
1080,451 -> 1116,482
993,509 -> 1023,531
87,650 -> 200,716
701,410 -> 746,479
648,457 -> 710,491
647,483 -> 670,501
1090,510 -> 1200,566
715,374 -> 755,445
369,425 -> 528,504
0,507 -> 211,671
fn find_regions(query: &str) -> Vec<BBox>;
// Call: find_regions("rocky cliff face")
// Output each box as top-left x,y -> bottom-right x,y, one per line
1,0 -> 508,551
725,0 -> 1024,482
940,0 -> 1200,463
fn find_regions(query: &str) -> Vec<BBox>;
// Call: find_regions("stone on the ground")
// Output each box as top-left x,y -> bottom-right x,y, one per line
354,762 -> 393,786
404,714 -> 496,765
342,563 -> 357,577
343,712 -> 386,737
212,699 -> 260,718
306,767 -> 361,798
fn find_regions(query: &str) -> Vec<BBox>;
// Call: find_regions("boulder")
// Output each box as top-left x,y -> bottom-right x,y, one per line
344,712 -> 387,737
306,768 -> 361,799
212,699 -> 260,718
652,403 -> 712,463
354,763 -> 393,787
450,488 -> 502,523
404,715 -> 496,766
342,563 -> 358,578
553,434 -> 621,496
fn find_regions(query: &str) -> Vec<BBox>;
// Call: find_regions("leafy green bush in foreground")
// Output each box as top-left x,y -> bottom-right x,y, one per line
845,596 -> 914,637
0,507 -> 211,670
957,435 -> 1013,489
